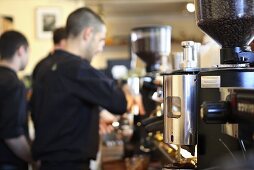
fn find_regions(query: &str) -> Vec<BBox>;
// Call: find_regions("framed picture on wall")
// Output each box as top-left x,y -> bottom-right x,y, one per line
36,7 -> 61,39
0,16 -> 14,35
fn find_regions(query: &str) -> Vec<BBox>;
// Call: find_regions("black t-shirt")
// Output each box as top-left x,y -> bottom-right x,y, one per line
31,50 -> 127,162
32,53 -> 51,82
0,66 -> 28,166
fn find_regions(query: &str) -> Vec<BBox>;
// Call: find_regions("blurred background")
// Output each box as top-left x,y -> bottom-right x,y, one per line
0,0 -> 204,76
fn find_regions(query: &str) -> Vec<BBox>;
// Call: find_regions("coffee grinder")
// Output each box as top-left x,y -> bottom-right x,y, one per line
195,0 -> 254,169
130,25 -> 172,117
128,26 -> 171,156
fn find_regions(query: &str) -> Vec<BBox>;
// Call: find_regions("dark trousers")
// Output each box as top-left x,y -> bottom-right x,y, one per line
40,161 -> 90,170
0,164 -> 28,170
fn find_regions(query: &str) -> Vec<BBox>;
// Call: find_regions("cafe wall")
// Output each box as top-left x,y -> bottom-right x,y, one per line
0,0 -> 84,76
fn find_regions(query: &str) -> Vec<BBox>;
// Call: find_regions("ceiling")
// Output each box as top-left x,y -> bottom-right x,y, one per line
85,0 -> 204,43
85,0 -> 193,4
98,3 -> 189,16
85,0 -> 194,15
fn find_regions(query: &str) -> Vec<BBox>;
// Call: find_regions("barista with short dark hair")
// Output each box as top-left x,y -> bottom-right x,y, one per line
0,31 -> 32,170
31,7 -> 143,170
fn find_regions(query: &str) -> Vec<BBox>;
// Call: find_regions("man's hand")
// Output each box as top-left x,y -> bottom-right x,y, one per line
122,84 -> 145,115
99,110 -> 117,135
133,94 -> 145,115
99,119 -> 114,135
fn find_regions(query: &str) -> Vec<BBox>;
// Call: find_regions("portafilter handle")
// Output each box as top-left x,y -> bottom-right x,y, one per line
141,115 -> 163,126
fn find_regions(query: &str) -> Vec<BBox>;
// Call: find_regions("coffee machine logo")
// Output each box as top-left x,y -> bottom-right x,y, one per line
201,76 -> 221,88
238,103 -> 254,114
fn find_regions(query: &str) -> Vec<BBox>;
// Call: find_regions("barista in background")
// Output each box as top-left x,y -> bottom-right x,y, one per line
0,31 -> 33,170
31,7 -> 144,170
32,27 -> 66,81
51,27 -> 67,52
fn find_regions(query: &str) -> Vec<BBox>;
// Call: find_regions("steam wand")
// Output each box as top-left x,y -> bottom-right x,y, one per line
218,138 -> 238,162
239,139 -> 247,160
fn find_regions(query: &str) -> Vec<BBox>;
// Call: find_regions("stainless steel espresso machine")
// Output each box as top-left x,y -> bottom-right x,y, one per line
163,41 -> 200,169
163,0 -> 254,169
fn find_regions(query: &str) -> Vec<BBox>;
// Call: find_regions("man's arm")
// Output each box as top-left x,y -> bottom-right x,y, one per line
5,135 -> 33,163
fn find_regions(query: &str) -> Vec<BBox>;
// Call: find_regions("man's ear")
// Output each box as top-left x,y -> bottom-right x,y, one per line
82,27 -> 93,40
16,45 -> 26,57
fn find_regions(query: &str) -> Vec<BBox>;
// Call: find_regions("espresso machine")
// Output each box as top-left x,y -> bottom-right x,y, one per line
163,41 -> 200,169
163,0 -> 254,169
195,0 -> 254,169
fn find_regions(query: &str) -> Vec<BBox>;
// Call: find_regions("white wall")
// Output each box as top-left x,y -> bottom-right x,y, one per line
0,0 -> 84,76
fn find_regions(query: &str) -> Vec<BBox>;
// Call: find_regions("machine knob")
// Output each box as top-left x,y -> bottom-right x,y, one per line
181,41 -> 195,47
201,101 -> 231,124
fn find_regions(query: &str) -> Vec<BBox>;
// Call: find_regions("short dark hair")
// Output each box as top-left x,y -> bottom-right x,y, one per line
53,27 -> 67,45
0,30 -> 28,60
66,7 -> 105,38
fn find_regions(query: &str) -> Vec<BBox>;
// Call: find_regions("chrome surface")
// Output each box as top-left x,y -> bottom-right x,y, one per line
163,74 -> 197,145
180,41 -> 200,69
